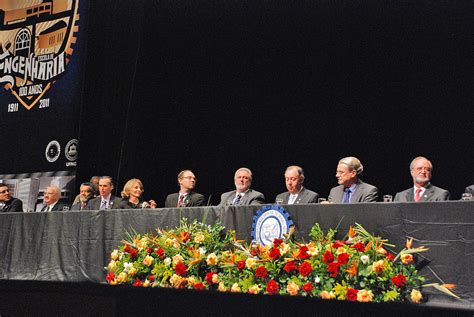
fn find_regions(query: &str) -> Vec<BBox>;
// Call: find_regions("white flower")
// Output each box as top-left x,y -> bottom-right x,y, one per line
123,262 -> 133,272
164,257 -> 172,266
314,277 -> 321,284
199,247 -> 206,256
360,255 -> 369,264
172,254 -> 184,265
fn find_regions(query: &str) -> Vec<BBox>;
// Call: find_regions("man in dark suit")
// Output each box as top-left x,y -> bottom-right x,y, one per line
275,166 -> 319,204
71,182 -> 94,210
39,186 -> 70,211
85,176 -> 122,210
394,156 -> 450,202
328,157 -> 378,203
219,167 -> 265,206
0,183 -> 23,212
165,170 -> 206,207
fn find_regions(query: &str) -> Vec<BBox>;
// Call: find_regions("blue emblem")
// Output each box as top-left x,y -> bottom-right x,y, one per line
251,204 -> 293,246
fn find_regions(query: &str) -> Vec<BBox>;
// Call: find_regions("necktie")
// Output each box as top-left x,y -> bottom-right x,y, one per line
100,200 -> 108,209
233,194 -> 242,205
343,188 -> 351,203
177,194 -> 185,207
415,188 -> 422,202
41,205 -> 48,212
81,201 -> 86,210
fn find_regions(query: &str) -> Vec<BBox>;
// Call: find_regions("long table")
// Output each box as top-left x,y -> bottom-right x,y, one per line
1,201 -> 473,309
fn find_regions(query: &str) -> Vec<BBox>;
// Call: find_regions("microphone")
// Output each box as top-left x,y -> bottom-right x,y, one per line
206,194 -> 212,206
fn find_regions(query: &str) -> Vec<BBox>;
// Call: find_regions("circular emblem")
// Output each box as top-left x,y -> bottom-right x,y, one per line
45,140 -> 60,163
252,205 -> 293,246
65,139 -> 78,161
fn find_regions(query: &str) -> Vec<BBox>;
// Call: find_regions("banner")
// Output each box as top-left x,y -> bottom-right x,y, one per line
0,0 -> 85,211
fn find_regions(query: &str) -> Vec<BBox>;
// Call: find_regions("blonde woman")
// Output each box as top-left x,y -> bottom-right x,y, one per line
119,178 -> 157,209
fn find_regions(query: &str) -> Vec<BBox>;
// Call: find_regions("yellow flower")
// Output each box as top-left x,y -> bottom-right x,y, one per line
401,253 -> 413,264
372,260 -> 385,273
128,267 -> 137,277
248,285 -> 261,294
111,249 -> 119,260
172,254 -> 184,265
170,274 -> 184,288
143,255 -> 154,266
406,237 -> 413,249
194,233 -> 205,244
320,291 -> 336,299
206,253 -> 218,266
136,237 -> 148,250
116,272 -> 128,283
307,245 -> 320,256
410,289 -> 423,303
165,238 -> 179,248
376,247 -> 387,256
279,242 -> 291,255
187,276 -> 197,285
143,279 -> 151,287
286,281 -> 300,296
245,258 -> 257,269
231,283 -> 241,293
218,282 -> 227,292
212,274 -> 219,284
107,260 -> 116,271
357,289 -> 373,302
336,246 -> 347,255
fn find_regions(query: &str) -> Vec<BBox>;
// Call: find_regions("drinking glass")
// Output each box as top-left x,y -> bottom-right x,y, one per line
383,195 -> 393,202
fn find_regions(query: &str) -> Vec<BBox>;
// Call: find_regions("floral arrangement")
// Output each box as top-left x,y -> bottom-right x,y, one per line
105,219 -> 457,303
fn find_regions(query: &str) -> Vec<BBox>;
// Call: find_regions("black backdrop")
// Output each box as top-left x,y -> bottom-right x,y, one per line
77,0 -> 473,206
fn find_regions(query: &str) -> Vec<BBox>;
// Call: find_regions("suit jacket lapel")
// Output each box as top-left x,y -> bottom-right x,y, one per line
295,188 -> 306,204
406,189 -> 414,202
420,185 -> 434,202
282,192 -> 291,204
350,181 -> 364,203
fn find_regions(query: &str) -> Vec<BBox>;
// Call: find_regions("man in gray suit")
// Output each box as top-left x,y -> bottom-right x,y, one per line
219,167 -> 265,206
86,176 -> 122,210
328,157 -> 378,203
165,170 -> 206,208
394,156 -> 450,202
275,165 -> 319,204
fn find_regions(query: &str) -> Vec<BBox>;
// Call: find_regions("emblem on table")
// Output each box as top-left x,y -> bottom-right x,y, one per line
252,204 -> 293,246
0,0 -> 81,110
45,140 -> 60,162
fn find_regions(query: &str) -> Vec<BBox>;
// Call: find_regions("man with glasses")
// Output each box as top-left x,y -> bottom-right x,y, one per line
394,156 -> 450,202
165,170 -> 206,207
328,157 -> 378,203
0,183 -> 23,212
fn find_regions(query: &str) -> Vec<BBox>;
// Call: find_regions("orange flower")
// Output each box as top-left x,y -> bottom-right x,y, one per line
406,238 -> 413,249
348,225 -> 356,239
401,253 -> 413,264
364,241 -> 373,252
346,260 -> 358,278
320,291 -> 336,299
372,260 -> 385,273
441,284 -> 456,289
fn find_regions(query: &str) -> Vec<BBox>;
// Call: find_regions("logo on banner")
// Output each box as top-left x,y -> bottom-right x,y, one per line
45,140 -> 60,162
65,138 -> 78,166
252,205 -> 293,246
0,0 -> 80,110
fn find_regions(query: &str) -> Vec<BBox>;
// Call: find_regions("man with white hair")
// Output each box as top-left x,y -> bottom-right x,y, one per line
219,167 -> 265,206
328,157 -> 378,203
275,165 -> 319,204
394,156 -> 449,202
40,186 -> 70,211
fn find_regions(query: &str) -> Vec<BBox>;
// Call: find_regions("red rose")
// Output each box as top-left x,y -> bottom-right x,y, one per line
124,245 -> 131,253
302,282 -> 313,293
106,272 -> 115,283
255,265 -> 268,279
273,238 -> 284,247
133,278 -> 143,287
299,261 -> 313,277
149,275 -> 155,282
237,260 -> 246,271
351,242 -> 365,252
283,261 -> 298,273
387,253 -> 395,261
332,240 -> 346,248
175,262 -> 187,276
391,274 -> 407,288
266,279 -> 279,295
205,272 -> 215,284
146,247 -> 154,254
155,248 -> 165,259
327,262 -> 339,277
129,248 -> 138,259
346,288 -> 358,301
269,247 -> 280,260
337,253 -> 350,265
298,246 -> 310,259
322,251 -> 334,263
194,282 -> 205,290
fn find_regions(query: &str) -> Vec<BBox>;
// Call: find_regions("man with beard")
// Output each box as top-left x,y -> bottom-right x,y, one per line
394,156 -> 450,202
0,183 -> 23,212
219,167 -> 265,206
71,182 -> 95,210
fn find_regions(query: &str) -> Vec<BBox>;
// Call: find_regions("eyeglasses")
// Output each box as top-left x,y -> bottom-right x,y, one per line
181,176 -> 196,180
